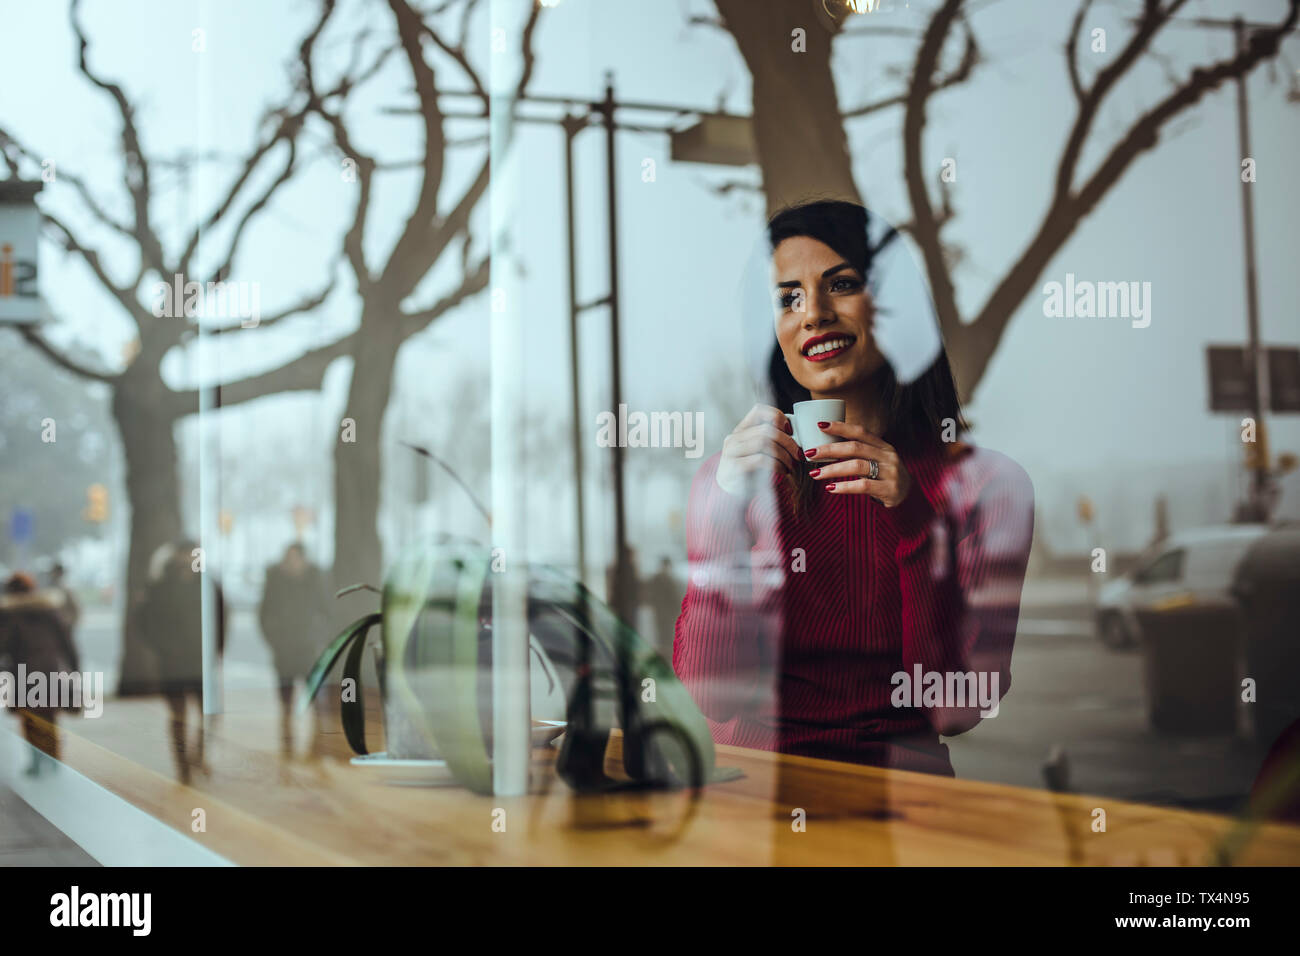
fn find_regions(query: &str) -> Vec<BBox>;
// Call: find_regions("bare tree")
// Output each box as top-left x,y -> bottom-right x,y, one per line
710,0 -> 1297,399
709,0 -> 977,211
905,0 -> 1298,395
294,0 -> 543,613
1,0 -> 354,692
2,0 -> 547,682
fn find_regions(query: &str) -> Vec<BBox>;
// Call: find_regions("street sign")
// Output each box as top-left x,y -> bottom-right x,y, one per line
9,507 -> 33,544
0,181 -> 43,326
1207,345 -> 1300,414
1268,347 -> 1300,413
670,116 -> 756,167
1207,345 -> 1256,412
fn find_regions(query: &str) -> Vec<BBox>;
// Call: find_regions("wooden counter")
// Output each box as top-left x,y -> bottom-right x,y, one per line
26,690 -> 1300,866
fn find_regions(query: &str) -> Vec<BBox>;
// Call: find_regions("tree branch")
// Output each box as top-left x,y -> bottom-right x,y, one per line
1055,0 -> 1191,206
313,104 -> 377,294
959,0 -> 1299,396
42,211 -> 148,323
202,272 -> 337,335
172,330 -> 359,415
400,253 -> 489,338
418,1 -> 488,108
422,1 -> 541,262
0,129 -> 137,247
69,0 -> 166,276
843,19 -> 978,119
202,133 -> 302,285
178,109 -> 304,276
901,0 -> 967,348
513,2 -> 543,102
687,14 -> 727,31
1065,0 -> 1096,105
1074,2 -> 1300,221
19,324 -> 121,384
382,0 -> 450,294
296,3 -> 383,295
179,3 -> 336,275
321,25 -> 401,101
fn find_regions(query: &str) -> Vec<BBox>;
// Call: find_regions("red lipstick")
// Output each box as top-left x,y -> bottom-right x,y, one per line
800,332 -> 856,363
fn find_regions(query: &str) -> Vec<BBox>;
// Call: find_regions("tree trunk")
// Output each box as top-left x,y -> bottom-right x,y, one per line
112,376 -> 183,696
714,0 -> 861,213
330,316 -> 401,625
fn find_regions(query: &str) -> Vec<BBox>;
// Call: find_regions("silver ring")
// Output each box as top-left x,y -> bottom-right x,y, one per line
867,459 -> 880,480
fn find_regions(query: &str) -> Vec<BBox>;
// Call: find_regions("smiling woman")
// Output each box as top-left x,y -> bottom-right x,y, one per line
671,199 -> 1036,776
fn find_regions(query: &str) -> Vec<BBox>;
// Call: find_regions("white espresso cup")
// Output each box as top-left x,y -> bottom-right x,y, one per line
790,399 -> 846,462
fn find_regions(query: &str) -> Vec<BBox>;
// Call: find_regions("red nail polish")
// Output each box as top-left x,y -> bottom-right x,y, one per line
809,468 -> 821,478
817,421 -> 829,429
783,420 -> 793,435
804,448 -> 816,458
825,483 -> 836,492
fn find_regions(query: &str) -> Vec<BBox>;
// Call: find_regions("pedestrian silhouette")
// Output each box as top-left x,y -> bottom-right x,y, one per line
46,562 -> 80,635
644,557 -> 683,655
258,542 -> 332,759
0,571 -> 80,775
137,541 -> 224,785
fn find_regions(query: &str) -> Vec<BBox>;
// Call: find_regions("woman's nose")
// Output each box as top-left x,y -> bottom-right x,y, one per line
801,290 -> 834,326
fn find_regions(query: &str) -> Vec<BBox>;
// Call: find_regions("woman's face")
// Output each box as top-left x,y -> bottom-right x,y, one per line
771,236 -> 885,396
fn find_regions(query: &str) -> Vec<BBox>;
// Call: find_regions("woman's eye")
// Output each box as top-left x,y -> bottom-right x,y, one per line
830,276 -> 862,293
778,290 -> 803,310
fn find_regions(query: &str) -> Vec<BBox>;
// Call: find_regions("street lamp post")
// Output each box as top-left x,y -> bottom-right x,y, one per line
596,76 -> 633,628
1151,13 -> 1299,517
405,84 -> 757,621
1232,16 -> 1267,516
561,112 -> 590,590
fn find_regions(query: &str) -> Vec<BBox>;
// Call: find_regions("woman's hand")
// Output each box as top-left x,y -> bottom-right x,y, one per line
805,420 -> 913,507
716,404 -> 803,498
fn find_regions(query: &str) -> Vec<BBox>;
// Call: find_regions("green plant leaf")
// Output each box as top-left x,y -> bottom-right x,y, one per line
300,613 -> 382,716
382,547 -> 445,759
413,551 -> 492,794
340,625 -> 372,755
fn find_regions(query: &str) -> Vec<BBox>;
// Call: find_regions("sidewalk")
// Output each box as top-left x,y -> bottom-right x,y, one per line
0,782 -> 97,866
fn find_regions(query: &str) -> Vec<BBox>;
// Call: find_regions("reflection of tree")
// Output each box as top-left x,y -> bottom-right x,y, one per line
710,0 -> 1299,400
0,0 -> 549,678
1,0 -> 348,691
296,0 -> 544,616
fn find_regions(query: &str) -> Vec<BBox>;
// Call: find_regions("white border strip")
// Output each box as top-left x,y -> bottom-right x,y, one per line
0,727 -> 233,866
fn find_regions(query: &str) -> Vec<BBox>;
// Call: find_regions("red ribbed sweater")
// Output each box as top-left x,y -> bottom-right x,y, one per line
672,440 -> 1035,776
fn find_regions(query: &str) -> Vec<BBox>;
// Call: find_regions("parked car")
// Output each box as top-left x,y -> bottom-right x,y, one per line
1095,524 -> 1268,649
1231,523 -> 1300,746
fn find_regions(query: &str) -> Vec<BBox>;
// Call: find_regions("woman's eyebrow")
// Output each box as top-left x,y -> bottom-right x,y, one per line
775,262 -> 855,288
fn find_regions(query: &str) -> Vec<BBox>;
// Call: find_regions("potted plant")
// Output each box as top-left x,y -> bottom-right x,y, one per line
302,542 -> 731,794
